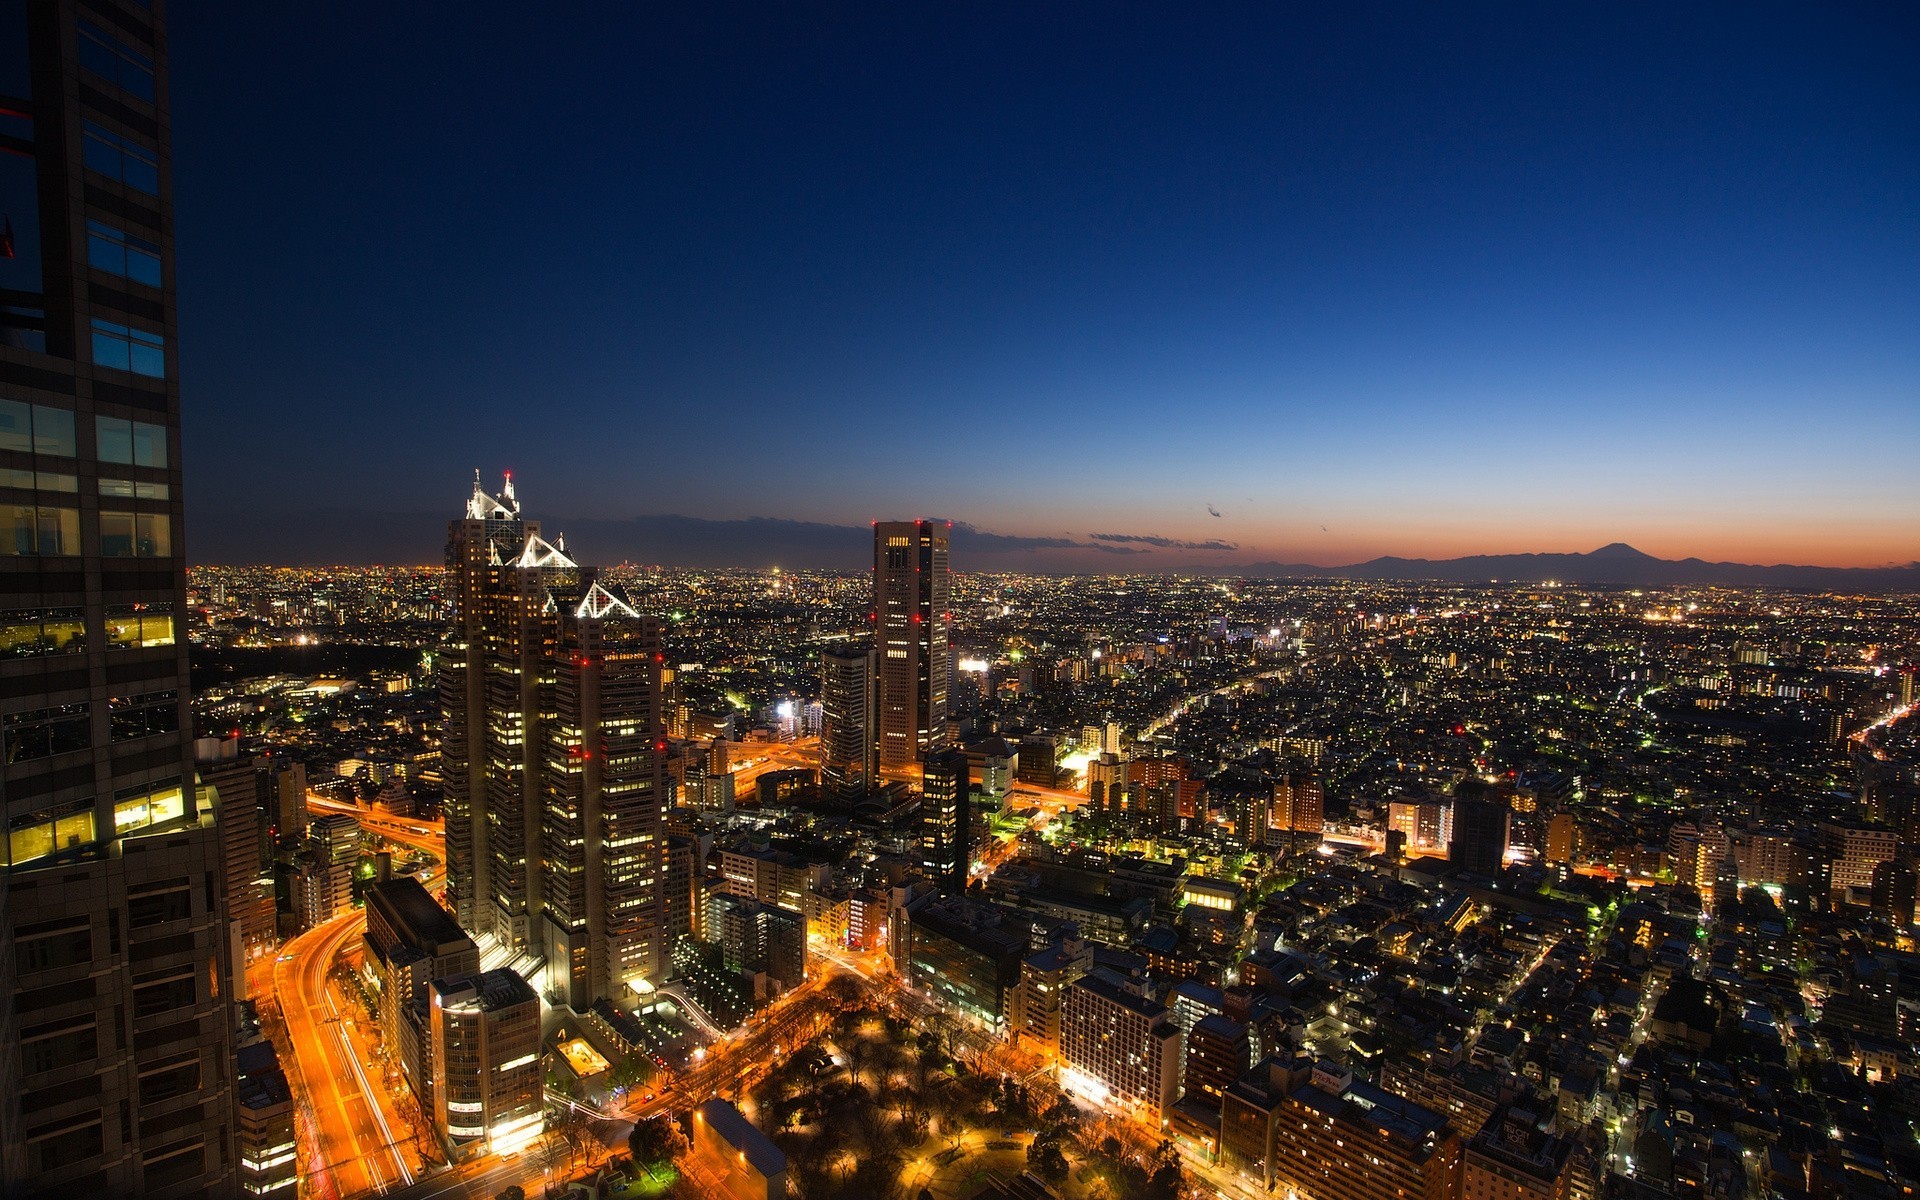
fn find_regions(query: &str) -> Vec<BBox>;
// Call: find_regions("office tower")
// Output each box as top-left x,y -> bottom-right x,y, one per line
1451,797 -> 1509,874
438,476 -> 669,1005
429,968 -> 543,1160
920,748 -> 972,887
1061,971 -> 1184,1119
200,747 -> 274,991
234,1041 -> 298,1200
819,642 -> 877,798
0,5 -> 237,1194
541,599 -> 669,1007
363,877 -> 479,1110
872,519 -> 951,767
664,834 -> 697,943
271,760 -> 306,839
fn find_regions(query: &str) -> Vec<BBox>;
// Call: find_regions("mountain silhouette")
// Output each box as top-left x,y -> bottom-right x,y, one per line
1234,544 -> 1920,590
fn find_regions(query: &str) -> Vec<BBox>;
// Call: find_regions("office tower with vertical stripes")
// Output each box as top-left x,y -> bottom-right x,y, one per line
439,475 -> 669,1007
1,3 -> 238,1193
872,519 -> 951,768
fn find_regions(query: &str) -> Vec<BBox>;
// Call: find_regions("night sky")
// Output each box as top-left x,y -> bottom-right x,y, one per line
170,3 -> 1918,571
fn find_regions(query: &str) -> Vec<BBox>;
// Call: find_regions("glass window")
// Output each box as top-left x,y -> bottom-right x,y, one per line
7,801 -> 97,867
0,399 -> 28,452
99,478 -> 134,498
91,320 -> 165,378
96,416 -> 133,463
96,417 -> 166,465
0,468 -> 30,490
3,705 -> 92,764
110,690 -> 178,741
100,510 -> 169,557
2,506 -> 79,556
0,609 -> 85,657
137,513 -> 170,557
99,510 -> 132,557
33,406 -> 74,457
136,480 -> 168,500
112,782 -> 186,837
36,472 -> 76,493
86,220 -> 162,287
105,604 -> 172,649
37,507 -> 78,555
80,123 -> 158,195
77,21 -> 156,103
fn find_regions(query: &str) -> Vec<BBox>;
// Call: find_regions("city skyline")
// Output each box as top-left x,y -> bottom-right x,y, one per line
165,3 -> 1918,569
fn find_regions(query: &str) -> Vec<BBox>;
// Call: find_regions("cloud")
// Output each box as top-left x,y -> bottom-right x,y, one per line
1090,532 -> 1239,552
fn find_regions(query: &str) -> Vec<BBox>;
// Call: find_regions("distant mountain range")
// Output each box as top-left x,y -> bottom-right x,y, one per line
1231,542 -> 1920,590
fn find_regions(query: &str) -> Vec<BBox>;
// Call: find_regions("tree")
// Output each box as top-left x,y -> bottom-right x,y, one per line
609,1052 -> 654,1093
628,1116 -> 681,1169
1027,1137 -> 1069,1185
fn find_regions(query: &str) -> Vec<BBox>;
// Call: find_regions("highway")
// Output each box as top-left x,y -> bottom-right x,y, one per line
276,795 -> 446,1198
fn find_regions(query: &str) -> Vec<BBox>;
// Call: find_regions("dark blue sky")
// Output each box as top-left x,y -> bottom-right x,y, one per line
171,3 -> 1918,569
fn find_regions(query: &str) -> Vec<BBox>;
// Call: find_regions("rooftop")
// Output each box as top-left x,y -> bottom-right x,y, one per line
696,1099 -> 788,1179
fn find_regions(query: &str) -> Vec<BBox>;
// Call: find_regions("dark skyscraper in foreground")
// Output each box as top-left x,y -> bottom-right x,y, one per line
1450,797 -> 1509,876
1,3 -> 237,1193
440,475 -> 669,1007
820,641 -> 876,798
873,519 -> 951,768
920,749 -> 972,888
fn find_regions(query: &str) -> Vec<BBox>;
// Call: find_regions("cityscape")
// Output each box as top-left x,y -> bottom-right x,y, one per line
3,5 -> 1918,1200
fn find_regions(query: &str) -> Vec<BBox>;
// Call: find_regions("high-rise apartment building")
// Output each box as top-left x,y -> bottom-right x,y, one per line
920,748 -> 972,887
1060,971 -> 1184,1120
873,519 -> 951,767
439,475 -> 669,1006
1,5 -> 238,1192
819,642 -> 876,797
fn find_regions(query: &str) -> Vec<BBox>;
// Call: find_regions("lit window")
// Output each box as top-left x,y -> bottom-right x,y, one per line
113,783 -> 187,837
5,800 -> 96,867
2,506 -> 81,556
105,603 -> 174,649
98,510 -> 171,557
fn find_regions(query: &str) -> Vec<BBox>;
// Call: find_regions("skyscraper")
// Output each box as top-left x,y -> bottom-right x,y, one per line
872,519 -> 951,767
2,4 -> 239,1193
919,748 -> 972,887
1450,797 -> 1509,875
439,475 -> 668,1006
819,641 -> 876,798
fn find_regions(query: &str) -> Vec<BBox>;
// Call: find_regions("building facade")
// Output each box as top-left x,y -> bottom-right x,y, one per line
819,642 -> 876,797
873,520 -> 951,767
1,5 -> 238,1189
439,476 -> 669,1005
429,968 -> 543,1161
920,748 -> 972,887
1060,972 -> 1183,1120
